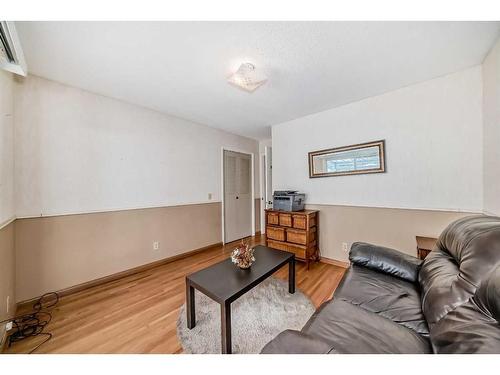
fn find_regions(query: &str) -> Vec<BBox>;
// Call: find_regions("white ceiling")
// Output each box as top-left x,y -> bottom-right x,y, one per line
16,21 -> 500,140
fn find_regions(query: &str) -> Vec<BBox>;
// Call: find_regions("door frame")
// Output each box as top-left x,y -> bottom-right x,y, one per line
260,152 -> 266,234
264,146 -> 272,211
221,147 -> 255,245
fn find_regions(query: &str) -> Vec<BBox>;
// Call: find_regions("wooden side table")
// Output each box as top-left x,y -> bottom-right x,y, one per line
416,236 -> 437,260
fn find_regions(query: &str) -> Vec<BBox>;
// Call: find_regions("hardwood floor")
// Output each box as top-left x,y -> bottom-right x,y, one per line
4,235 -> 346,354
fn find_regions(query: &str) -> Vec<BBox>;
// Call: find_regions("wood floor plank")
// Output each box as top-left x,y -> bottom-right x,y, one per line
4,235 -> 345,354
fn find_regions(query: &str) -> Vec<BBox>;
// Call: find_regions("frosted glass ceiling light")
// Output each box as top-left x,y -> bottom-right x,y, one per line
227,63 -> 267,92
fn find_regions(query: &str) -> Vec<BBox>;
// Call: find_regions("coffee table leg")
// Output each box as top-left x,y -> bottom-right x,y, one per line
221,301 -> 232,354
289,257 -> 296,294
186,280 -> 196,329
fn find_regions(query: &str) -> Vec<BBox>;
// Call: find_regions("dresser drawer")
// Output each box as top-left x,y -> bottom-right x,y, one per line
286,228 -> 307,245
267,212 -> 279,225
292,214 -> 307,229
287,243 -> 307,259
267,240 -> 307,260
266,226 -> 285,241
267,239 -> 289,252
286,227 -> 316,245
279,213 -> 292,227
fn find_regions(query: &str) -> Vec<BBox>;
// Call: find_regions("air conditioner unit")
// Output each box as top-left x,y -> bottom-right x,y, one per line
0,21 -> 27,76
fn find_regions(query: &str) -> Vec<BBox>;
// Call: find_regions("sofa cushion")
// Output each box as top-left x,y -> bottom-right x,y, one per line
429,299 -> 500,353
301,299 -> 431,354
334,265 -> 429,335
261,330 -> 336,354
475,265 -> 500,321
431,266 -> 500,353
419,215 -> 500,327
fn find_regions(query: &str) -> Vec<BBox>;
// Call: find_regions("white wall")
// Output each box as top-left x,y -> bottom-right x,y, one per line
483,37 -> 500,216
273,66 -> 484,213
0,70 -> 15,225
14,75 -> 259,218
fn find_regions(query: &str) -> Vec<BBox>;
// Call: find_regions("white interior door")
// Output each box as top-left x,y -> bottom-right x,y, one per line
224,150 -> 252,243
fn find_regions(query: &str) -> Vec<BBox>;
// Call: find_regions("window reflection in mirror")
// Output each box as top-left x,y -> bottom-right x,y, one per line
308,140 -> 385,178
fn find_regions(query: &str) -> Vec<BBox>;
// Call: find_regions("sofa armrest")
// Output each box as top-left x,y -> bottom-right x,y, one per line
349,242 -> 423,283
260,330 -> 336,354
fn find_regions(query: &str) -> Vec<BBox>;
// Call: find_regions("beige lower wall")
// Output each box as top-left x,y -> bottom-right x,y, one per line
15,200 -> 262,302
0,222 -> 16,324
15,203 -> 223,302
307,204 -> 478,263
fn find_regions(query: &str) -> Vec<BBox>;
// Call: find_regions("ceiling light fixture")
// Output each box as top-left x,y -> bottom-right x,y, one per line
227,63 -> 267,93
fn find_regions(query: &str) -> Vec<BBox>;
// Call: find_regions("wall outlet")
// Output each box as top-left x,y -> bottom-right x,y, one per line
342,242 -> 349,253
208,193 -> 212,200
153,241 -> 160,251
5,321 -> 12,331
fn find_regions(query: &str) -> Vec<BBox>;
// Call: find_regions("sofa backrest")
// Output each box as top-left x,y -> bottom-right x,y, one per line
419,215 -> 500,327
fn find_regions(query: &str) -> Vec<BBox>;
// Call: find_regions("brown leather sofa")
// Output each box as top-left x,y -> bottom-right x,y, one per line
261,215 -> 500,354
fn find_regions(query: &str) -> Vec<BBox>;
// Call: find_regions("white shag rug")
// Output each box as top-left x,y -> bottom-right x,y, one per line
176,277 -> 315,354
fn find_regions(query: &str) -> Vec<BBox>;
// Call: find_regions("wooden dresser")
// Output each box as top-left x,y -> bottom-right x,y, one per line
265,209 -> 319,269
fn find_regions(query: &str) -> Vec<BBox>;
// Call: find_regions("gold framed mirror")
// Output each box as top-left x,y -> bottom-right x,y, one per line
308,140 -> 386,178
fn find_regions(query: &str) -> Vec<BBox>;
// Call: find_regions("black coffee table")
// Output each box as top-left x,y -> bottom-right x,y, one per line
185,245 -> 295,354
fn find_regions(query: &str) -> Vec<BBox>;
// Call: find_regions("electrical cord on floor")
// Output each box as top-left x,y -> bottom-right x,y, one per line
0,292 -> 59,354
